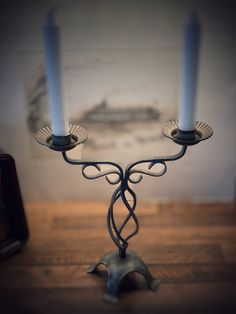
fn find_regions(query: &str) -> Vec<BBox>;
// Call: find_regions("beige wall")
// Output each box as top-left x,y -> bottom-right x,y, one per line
0,0 -> 235,202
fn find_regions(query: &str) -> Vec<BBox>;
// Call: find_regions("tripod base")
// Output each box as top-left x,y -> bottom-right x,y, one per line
87,250 -> 160,303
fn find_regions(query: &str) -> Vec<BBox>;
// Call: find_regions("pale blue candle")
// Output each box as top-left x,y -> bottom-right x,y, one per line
179,13 -> 201,131
43,10 -> 69,136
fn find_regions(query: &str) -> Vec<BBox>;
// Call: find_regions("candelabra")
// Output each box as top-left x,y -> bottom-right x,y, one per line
36,120 -> 213,303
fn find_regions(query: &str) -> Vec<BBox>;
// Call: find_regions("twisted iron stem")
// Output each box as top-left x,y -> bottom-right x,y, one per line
62,145 -> 187,258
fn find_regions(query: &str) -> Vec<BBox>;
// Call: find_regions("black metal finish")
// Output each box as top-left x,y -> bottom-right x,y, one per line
174,128 -> 197,140
35,120 -> 212,302
62,145 -> 187,260
61,143 -> 187,301
87,250 -> 160,303
52,133 -> 72,146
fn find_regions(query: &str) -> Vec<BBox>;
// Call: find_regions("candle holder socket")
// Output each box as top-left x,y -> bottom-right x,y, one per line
162,120 -> 213,146
35,125 -> 88,152
52,133 -> 72,146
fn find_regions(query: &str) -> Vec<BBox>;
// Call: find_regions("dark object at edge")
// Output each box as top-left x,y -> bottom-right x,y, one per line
0,154 -> 29,260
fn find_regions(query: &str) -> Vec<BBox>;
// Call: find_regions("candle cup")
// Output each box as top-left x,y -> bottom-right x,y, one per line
162,120 -> 213,146
49,133 -> 75,151
35,125 -> 88,152
174,128 -> 197,141
172,128 -> 200,145
52,133 -> 72,146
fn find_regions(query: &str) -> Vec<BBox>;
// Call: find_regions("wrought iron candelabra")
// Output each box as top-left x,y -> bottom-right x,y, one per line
36,120 -> 213,303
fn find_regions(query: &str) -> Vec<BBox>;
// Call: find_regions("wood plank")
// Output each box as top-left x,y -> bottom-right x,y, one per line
1,201 -> 236,314
1,244 -> 224,266
25,201 -> 157,217
138,244 -> 225,264
136,226 -> 236,246
158,202 -> 235,214
1,283 -> 236,314
25,201 -> 236,235
52,211 -> 236,229
222,244 -> 236,263
1,263 -> 236,289
25,224 -> 236,250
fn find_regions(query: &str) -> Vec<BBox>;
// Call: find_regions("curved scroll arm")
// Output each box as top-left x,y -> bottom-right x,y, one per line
62,151 -> 123,185
61,146 -> 187,257
62,146 -> 187,184
62,151 -> 136,255
117,145 -> 188,247
125,145 -> 187,184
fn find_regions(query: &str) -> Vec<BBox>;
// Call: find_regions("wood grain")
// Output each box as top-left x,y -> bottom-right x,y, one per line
0,201 -> 236,314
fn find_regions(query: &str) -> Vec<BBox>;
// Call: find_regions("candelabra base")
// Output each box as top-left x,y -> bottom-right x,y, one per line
87,250 -> 160,303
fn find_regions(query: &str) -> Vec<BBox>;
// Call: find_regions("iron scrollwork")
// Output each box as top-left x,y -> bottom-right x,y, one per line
35,120 -> 212,301
62,145 -> 187,258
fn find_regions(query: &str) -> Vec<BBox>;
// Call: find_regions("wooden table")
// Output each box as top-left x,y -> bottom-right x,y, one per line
1,201 -> 236,314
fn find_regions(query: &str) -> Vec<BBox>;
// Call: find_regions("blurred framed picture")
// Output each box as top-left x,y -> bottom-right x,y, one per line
0,154 -> 29,260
